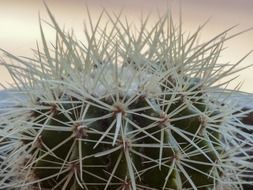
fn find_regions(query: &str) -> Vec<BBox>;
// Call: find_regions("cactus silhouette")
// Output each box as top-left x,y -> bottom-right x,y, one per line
0,4 -> 253,190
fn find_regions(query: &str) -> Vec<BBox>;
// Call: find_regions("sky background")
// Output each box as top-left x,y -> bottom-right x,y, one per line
1,0 -> 253,92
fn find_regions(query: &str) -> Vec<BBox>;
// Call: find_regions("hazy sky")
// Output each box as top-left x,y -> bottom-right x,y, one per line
1,0 -> 253,92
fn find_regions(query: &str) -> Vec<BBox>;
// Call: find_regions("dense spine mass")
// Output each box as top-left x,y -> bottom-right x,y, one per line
0,4 -> 253,190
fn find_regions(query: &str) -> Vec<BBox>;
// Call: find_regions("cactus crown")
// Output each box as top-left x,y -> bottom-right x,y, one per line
0,4 -> 253,190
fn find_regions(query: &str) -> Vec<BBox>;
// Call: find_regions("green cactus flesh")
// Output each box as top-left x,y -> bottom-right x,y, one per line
18,85 -> 221,190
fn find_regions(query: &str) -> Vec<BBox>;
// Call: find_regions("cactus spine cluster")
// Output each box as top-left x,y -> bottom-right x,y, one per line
0,5 -> 253,190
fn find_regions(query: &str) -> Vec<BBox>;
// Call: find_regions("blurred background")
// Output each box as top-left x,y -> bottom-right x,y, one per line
0,0 -> 253,92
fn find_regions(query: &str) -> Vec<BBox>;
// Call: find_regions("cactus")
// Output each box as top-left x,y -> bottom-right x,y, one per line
0,5 -> 253,190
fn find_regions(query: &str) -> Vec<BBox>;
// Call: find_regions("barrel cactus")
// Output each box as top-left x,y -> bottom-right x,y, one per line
0,5 -> 253,190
